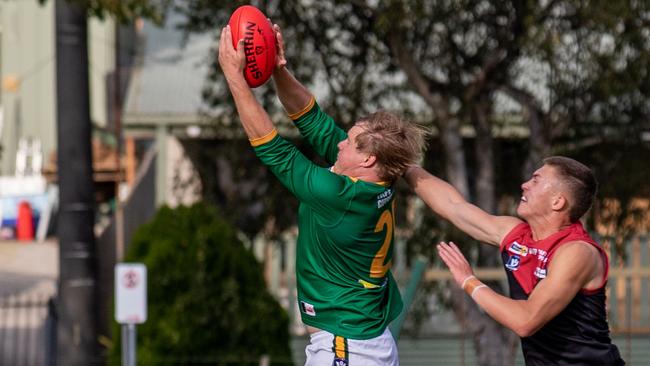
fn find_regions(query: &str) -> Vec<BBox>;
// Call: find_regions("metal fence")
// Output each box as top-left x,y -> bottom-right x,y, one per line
421,235 -> 650,332
268,234 -> 650,334
0,293 -> 55,366
606,235 -> 650,333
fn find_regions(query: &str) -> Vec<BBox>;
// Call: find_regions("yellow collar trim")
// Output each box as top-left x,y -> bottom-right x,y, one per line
346,176 -> 389,186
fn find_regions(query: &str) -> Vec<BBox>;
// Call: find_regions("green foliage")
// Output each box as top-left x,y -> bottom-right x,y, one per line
109,203 -> 293,365
175,0 -> 649,147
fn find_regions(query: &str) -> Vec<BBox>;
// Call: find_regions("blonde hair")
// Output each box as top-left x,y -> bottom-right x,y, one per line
355,111 -> 429,182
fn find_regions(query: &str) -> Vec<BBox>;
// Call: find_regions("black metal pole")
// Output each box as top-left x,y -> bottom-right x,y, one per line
55,0 -> 99,364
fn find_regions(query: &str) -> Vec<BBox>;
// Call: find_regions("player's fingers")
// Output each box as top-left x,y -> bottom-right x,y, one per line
235,38 -> 246,58
220,26 -> 235,53
448,241 -> 462,253
275,27 -> 287,64
278,35 -> 285,51
218,26 -> 227,51
437,243 -> 467,285
273,26 -> 284,48
447,241 -> 469,264
217,27 -> 230,66
437,242 -> 453,260
438,242 -> 461,265
436,244 -> 452,268
437,242 -> 459,267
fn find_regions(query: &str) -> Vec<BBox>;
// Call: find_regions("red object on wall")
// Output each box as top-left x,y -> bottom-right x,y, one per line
16,201 -> 34,241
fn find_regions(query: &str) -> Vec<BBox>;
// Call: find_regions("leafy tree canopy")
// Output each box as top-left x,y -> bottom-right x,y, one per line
174,1 -> 648,143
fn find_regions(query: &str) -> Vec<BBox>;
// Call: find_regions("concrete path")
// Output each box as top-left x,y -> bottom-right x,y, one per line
0,240 -> 58,365
0,240 -> 57,298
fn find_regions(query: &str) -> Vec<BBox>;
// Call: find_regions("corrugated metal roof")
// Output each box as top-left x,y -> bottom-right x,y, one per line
123,11 -> 211,119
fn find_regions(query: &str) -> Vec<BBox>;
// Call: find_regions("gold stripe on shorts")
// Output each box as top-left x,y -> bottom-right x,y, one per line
333,335 -> 348,360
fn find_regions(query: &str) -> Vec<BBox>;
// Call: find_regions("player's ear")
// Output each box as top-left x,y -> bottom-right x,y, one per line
551,193 -> 568,212
361,154 -> 376,168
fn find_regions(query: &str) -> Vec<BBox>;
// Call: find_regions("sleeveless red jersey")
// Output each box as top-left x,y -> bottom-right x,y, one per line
500,222 -> 624,365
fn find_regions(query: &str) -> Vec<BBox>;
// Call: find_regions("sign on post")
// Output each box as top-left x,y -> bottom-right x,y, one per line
115,263 -> 147,324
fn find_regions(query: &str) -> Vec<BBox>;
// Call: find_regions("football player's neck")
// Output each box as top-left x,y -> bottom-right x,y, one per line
334,165 -> 382,184
527,214 -> 573,241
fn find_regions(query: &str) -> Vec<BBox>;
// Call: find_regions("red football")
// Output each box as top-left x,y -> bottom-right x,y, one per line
228,5 -> 277,88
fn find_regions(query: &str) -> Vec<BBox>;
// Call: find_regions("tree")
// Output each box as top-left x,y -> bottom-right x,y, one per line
108,203 -> 293,365
174,1 -> 649,365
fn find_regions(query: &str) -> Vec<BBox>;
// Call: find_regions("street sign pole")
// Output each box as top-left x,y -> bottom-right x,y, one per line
122,323 -> 137,366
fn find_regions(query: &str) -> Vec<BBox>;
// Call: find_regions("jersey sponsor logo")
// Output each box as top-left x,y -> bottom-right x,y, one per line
505,254 -> 521,271
536,248 -> 548,262
508,241 -> 529,257
376,188 -> 393,209
300,301 -> 316,316
534,267 -> 547,279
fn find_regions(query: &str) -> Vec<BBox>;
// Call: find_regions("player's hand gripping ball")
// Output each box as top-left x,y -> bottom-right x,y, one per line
227,5 -> 277,88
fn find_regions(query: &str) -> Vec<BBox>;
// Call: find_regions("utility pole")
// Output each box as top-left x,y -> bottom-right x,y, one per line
55,0 -> 99,364
114,7 -> 125,262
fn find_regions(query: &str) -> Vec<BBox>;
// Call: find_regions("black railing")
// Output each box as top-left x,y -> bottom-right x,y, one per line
0,294 -> 56,366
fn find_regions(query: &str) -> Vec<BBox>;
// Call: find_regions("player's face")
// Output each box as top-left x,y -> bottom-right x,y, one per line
332,124 -> 370,176
517,165 -> 561,220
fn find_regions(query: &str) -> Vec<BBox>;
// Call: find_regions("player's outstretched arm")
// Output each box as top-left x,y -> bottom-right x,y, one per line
219,25 -> 275,140
269,24 -> 346,165
271,24 -> 313,115
437,241 -> 602,337
405,166 -> 521,246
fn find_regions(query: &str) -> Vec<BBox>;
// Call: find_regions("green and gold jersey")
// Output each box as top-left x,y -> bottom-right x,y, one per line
252,100 -> 403,340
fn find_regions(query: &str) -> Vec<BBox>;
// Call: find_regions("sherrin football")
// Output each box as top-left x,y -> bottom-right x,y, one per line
228,5 -> 277,88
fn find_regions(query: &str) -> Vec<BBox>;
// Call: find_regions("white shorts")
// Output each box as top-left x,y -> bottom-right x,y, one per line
304,328 -> 399,366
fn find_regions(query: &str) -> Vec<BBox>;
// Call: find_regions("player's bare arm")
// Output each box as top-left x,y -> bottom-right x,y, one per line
271,24 -> 313,115
438,240 -> 603,337
218,25 -> 275,140
405,166 -> 521,246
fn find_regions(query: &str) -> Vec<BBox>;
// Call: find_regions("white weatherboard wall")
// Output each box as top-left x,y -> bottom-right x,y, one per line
0,1 -> 117,175
0,0 -> 56,176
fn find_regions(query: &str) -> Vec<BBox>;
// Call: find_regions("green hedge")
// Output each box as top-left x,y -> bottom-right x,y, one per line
109,203 -> 293,365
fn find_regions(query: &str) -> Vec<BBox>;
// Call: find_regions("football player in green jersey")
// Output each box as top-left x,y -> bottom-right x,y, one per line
219,24 -> 428,365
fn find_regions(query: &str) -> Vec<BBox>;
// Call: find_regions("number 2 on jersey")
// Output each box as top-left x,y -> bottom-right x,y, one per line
370,201 -> 395,278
